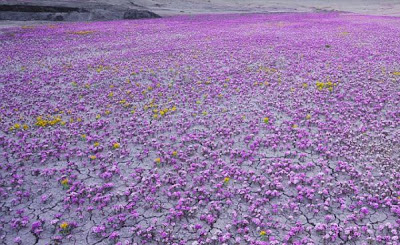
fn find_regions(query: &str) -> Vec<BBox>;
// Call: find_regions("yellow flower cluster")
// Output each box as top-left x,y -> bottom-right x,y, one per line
152,106 -> 177,119
35,116 -> 64,127
143,100 -> 156,111
9,123 -> 28,131
263,117 -> 269,124
95,65 -> 106,73
224,177 -> 230,183
154,158 -> 161,164
316,81 -> 335,91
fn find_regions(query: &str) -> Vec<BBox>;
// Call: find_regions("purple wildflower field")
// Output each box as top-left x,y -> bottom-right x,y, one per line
1,12 -> 400,245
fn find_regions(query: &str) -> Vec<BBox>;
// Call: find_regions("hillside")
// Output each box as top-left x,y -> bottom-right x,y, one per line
1,0 -> 400,23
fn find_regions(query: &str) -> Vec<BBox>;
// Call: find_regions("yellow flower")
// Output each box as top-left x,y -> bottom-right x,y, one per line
223,177 -> 230,183
263,117 -> 269,124
172,151 -> 178,157
154,158 -> 161,164
81,134 -> 87,140
23,124 -> 29,130
202,111 -> 208,116
61,178 -> 68,186
393,71 -> 400,76
61,178 -> 69,189
60,222 -> 69,230
89,155 -> 97,160
96,114 -> 101,120
260,230 -> 266,236
105,110 -> 111,115
35,116 -> 47,127
13,123 -> 21,130
316,81 -> 325,91
292,124 -> 298,129
113,142 -> 120,149
94,142 -> 100,147
108,92 -> 114,98
306,114 -> 311,120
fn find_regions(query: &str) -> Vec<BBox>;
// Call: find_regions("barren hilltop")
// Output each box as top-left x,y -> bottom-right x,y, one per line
1,0 -> 400,23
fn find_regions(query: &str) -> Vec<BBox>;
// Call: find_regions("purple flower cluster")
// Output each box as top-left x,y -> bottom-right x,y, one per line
0,12 -> 400,244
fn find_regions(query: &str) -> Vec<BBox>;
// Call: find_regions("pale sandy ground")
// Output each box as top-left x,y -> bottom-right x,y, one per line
1,0 -> 400,29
